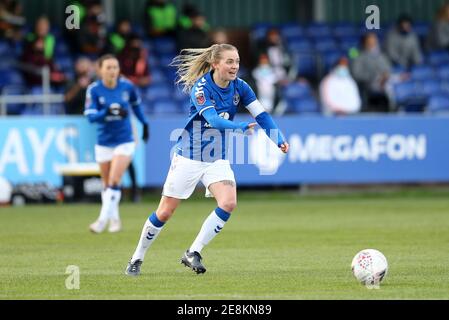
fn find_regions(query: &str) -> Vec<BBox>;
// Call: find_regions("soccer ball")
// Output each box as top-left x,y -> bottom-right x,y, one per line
351,249 -> 388,288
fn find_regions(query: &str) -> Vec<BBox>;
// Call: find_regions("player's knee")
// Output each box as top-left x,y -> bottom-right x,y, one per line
156,208 -> 175,221
219,199 -> 237,213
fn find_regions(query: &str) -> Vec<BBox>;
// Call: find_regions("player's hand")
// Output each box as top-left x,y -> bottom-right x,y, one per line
142,124 -> 150,142
246,122 -> 257,135
279,142 -> 289,153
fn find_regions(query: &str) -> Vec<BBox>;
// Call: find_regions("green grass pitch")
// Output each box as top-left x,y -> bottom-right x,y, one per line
1,189 -> 449,300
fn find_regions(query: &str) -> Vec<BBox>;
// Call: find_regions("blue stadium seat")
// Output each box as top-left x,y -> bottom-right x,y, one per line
250,22 -> 273,42
393,81 -> 421,105
55,41 -> 70,56
1,85 -> 27,115
288,97 -> 320,114
279,23 -> 304,41
152,37 -> 177,56
426,51 -> 449,66
427,94 -> 449,113
420,80 -> 443,97
332,22 -> 358,38
292,52 -> 317,77
287,39 -> 313,53
145,84 -> 172,102
320,50 -> 345,73
410,65 -> 436,81
338,36 -> 360,52
313,37 -> 339,52
283,81 -> 312,100
55,56 -> 73,72
0,70 -> 25,88
151,99 -> 181,115
305,22 -> 332,38
413,21 -> 430,39
150,67 -> 167,84
438,65 -> 449,81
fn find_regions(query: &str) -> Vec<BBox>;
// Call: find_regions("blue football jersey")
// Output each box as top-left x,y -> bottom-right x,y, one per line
84,77 -> 147,147
175,71 -> 257,161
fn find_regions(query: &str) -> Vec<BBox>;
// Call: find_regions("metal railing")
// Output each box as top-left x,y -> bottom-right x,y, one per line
0,64 -> 65,116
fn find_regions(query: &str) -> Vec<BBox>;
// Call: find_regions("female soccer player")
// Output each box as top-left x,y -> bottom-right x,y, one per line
84,54 -> 149,233
125,44 -> 289,275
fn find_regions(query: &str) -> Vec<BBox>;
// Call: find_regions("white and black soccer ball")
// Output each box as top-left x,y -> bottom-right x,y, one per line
351,249 -> 388,287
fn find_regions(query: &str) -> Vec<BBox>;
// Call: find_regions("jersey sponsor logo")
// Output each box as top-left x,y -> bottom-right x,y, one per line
233,93 -> 240,105
99,97 -> 105,105
195,91 -> 206,105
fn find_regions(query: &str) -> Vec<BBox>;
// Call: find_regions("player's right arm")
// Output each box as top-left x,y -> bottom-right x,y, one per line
84,83 -> 108,123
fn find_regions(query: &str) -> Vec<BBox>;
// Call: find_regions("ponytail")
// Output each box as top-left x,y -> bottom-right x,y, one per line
170,43 -> 237,93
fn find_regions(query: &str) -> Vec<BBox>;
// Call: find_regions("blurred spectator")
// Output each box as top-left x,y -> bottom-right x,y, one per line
75,15 -> 107,57
144,0 -> 178,38
105,19 -> 133,54
252,53 -> 278,113
177,6 -> 211,50
427,3 -> 449,51
64,57 -> 95,114
351,32 -> 391,112
210,29 -> 229,44
117,34 -> 151,88
319,56 -> 361,116
20,16 -> 65,87
384,14 -> 423,69
0,0 -> 25,42
256,28 -> 293,83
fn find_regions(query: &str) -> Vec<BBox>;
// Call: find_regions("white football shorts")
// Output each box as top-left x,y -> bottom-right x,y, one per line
162,153 -> 236,199
95,142 -> 136,163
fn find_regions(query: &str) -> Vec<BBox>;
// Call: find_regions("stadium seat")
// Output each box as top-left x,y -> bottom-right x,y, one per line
283,81 -> 312,100
332,22 -> 358,38
313,37 -> 339,52
420,80 -> 443,97
150,67 -> 167,84
305,22 -> 332,38
427,93 -> 449,113
151,99 -> 181,115
145,84 -> 172,103
152,37 -> 177,55
291,52 -> 317,77
338,36 -> 360,52
320,50 -> 345,74
287,39 -> 313,53
1,85 -> 27,115
426,51 -> 449,67
279,23 -> 304,41
250,22 -> 273,42
287,97 -> 320,114
410,65 -> 436,81
393,81 -> 422,105
438,65 -> 449,81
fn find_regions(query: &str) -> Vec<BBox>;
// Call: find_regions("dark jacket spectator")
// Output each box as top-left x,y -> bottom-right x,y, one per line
351,32 -> 391,112
0,0 -> 25,42
105,19 -> 133,55
117,34 -> 151,88
20,16 -> 65,86
384,14 -> 423,69
144,0 -> 178,38
427,3 -> 449,51
64,57 -> 95,114
177,11 -> 211,50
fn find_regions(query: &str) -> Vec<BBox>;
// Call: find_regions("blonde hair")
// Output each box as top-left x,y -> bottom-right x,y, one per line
170,43 -> 238,93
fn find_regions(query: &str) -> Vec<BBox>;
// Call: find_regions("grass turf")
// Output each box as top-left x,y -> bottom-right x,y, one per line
1,190 -> 449,300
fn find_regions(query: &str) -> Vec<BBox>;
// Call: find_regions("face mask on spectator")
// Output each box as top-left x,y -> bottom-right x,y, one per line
334,66 -> 350,78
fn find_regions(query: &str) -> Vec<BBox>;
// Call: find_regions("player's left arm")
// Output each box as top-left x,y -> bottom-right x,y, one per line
129,84 -> 150,142
240,80 -> 289,153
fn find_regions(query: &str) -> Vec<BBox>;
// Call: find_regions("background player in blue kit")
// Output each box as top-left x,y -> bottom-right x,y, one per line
84,54 -> 149,234
125,44 -> 289,276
